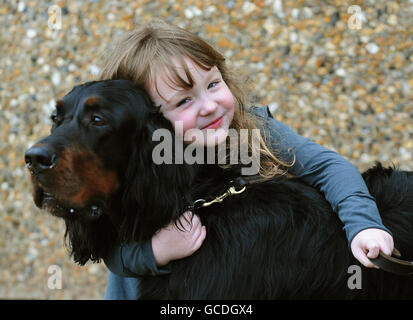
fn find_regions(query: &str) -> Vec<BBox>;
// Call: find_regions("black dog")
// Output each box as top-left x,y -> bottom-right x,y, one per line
25,80 -> 413,299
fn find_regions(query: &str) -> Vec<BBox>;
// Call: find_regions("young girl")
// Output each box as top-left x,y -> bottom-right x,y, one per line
99,20 -> 393,299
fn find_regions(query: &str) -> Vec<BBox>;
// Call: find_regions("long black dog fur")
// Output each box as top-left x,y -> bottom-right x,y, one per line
32,80 -> 413,299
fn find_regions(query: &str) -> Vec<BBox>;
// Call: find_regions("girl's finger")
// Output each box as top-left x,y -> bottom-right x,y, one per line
191,214 -> 201,228
381,236 -> 394,256
178,211 -> 193,231
191,220 -> 202,239
379,241 -> 393,256
354,247 -> 378,269
182,210 -> 193,222
193,226 -> 207,251
365,241 -> 380,259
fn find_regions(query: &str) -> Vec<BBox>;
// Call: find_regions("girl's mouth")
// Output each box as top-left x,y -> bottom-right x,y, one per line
202,116 -> 223,130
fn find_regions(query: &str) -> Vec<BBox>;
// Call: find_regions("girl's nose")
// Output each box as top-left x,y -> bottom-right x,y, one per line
199,96 -> 217,116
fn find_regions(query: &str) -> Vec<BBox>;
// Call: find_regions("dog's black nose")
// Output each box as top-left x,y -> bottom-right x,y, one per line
25,146 -> 57,173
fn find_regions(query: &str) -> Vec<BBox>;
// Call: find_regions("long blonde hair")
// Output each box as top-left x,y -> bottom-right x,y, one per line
99,20 -> 293,178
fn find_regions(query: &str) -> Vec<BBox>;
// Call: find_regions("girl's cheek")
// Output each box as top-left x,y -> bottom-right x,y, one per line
171,115 -> 192,137
218,86 -> 235,113
228,97 -> 235,114
179,110 -> 198,131
228,91 -> 236,111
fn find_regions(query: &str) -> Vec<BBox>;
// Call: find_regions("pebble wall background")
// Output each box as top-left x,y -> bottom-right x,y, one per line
1,0 -> 412,299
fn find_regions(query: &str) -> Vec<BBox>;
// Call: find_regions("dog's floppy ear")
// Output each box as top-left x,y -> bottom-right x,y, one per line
119,106 -> 195,243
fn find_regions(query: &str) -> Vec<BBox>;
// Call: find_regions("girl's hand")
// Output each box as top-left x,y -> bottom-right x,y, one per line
152,211 -> 207,267
350,228 -> 394,268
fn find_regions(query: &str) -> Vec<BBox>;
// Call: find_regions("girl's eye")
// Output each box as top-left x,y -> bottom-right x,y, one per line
208,81 -> 220,89
177,98 -> 191,107
91,115 -> 105,126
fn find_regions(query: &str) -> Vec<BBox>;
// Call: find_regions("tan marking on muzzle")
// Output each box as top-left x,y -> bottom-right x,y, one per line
50,149 -> 119,207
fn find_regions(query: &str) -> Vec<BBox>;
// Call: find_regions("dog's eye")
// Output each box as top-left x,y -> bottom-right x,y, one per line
50,112 -> 61,132
91,115 -> 105,127
50,112 -> 57,123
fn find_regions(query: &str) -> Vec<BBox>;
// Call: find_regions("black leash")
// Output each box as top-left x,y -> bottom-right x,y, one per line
371,249 -> 413,276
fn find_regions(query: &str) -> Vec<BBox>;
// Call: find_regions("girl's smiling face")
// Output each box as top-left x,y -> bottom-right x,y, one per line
146,57 -> 235,147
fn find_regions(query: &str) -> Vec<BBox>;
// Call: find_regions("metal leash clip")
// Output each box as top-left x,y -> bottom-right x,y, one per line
192,185 -> 247,210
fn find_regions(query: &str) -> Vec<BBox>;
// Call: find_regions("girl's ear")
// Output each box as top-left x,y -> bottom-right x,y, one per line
119,112 -> 195,243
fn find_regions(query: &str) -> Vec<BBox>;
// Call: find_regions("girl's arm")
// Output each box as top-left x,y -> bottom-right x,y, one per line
104,238 -> 170,277
250,106 -> 394,266
104,212 -> 206,277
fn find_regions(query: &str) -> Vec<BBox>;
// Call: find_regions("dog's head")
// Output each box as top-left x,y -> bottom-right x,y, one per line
24,80 -> 163,263
25,80 -> 197,264
26,80 -> 154,219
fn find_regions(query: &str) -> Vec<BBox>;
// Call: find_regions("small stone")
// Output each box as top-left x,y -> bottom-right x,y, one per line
303,7 -> 313,18
107,13 -> 115,21
88,264 -> 100,275
263,19 -> 276,34
184,7 -> 202,19
291,8 -> 300,19
192,6 -> 202,17
68,63 -> 77,72
184,8 -> 194,19
242,2 -> 256,15
89,65 -> 100,76
387,15 -> 398,26
17,1 -> 25,12
26,29 -> 37,39
273,0 -> 284,18
289,32 -> 298,43
366,42 -> 379,54
51,71 -> 61,86
42,64 -> 50,73
335,68 -> 346,77
56,57 -> 65,67
268,102 -> 278,113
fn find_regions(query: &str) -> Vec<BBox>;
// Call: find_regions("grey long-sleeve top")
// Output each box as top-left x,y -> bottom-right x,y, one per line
103,106 -> 391,299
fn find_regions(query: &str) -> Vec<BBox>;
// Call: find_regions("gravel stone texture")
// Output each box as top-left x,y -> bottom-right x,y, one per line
1,0 -> 412,299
